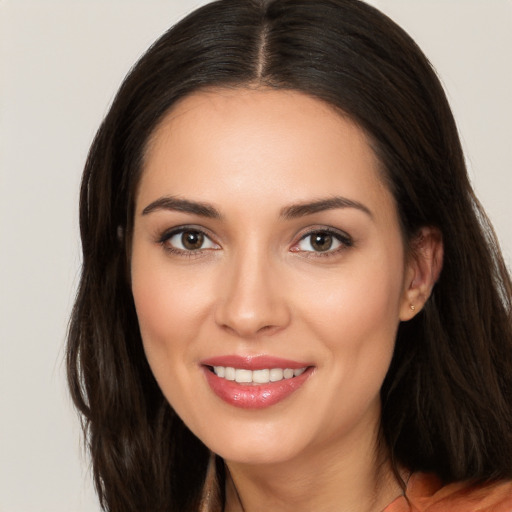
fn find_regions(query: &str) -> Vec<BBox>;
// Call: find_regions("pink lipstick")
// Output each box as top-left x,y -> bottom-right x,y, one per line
201,355 -> 313,409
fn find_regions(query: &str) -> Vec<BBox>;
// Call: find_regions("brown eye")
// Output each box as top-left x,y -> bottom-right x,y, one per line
181,230 -> 204,250
294,229 -> 352,254
310,232 -> 333,252
161,228 -> 219,252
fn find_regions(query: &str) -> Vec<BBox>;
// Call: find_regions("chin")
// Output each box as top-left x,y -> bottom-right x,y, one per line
219,444 -> 301,466
198,422 -> 314,466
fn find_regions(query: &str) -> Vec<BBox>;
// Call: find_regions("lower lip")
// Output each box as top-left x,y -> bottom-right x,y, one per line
202,366 -> 313,409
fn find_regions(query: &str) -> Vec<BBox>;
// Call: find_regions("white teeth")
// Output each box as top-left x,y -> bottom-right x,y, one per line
283,368 -> 294,379
252,369 -> 270,383
224,367 -> 236,381
214,366 -> 225,378
269,368 -> 283,381
235,369 -> 252,383
212,366 -> 307,384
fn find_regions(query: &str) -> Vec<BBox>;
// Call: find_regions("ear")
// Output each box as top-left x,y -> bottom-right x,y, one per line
399,227 -> 443,321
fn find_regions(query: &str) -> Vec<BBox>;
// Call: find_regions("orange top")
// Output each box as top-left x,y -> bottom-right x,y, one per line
384,473 -> 512,512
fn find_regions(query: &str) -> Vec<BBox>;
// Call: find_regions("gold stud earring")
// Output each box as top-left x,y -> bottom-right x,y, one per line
410,304 -> 416,311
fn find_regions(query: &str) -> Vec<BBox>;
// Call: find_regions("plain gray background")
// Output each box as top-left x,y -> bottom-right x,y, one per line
0,1 -> 510,510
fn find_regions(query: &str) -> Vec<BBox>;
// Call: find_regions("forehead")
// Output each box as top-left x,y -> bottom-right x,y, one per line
145,87 -> 370,165
138,87 -> 393,218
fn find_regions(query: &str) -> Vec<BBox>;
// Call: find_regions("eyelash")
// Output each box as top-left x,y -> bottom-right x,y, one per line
292,228 -> 353,258
158,226 -> 219,257
157,226 -> 353,258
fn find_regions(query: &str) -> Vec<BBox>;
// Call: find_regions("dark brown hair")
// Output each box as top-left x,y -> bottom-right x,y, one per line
67,0 -> 512,510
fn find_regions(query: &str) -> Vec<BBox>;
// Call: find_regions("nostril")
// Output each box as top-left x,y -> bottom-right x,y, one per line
213,280 -> 291,338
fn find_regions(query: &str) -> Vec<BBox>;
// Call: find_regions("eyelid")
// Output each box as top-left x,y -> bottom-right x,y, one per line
290,226 -> 353,254
155,224 -> 352,257
157,225 -> 220,253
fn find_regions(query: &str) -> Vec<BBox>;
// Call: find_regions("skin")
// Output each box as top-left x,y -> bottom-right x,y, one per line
131,88 -> 442,511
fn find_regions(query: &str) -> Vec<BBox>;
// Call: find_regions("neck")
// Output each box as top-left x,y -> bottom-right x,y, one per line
223,423 -> 403,512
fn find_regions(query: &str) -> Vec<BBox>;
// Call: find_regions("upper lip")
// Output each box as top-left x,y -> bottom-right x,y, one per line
201,355 -> 312,370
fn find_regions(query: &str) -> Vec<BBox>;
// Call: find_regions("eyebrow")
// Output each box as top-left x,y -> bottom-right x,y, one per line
280,196 -> 373,219
141,195 -> 372,220
141,196 -> 222,218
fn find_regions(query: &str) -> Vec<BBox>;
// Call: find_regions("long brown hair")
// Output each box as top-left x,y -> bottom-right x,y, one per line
67,0 -> 512,510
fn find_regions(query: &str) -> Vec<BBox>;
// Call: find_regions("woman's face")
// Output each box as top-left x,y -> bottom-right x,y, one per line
131,88 -> 415,465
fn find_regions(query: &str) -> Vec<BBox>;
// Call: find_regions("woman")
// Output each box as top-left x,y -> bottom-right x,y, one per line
67,0 -> 512,510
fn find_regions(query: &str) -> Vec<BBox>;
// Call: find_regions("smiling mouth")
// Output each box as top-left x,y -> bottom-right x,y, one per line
203,360 -> 313,408
208,366 -> 307,385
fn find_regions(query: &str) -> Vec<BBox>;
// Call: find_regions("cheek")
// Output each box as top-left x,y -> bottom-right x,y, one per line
298,249 -> 404,382
303,255 -> 402,335
130,247 -> 211,375
132,269 -> 176,350
130,257 -> 213,425
302,259 -> 403,427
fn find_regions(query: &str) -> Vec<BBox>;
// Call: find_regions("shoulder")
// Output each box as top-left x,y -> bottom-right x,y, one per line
384,472 -> 512,512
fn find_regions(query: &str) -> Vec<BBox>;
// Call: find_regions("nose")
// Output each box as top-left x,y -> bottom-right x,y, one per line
214,249 -> 291,338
